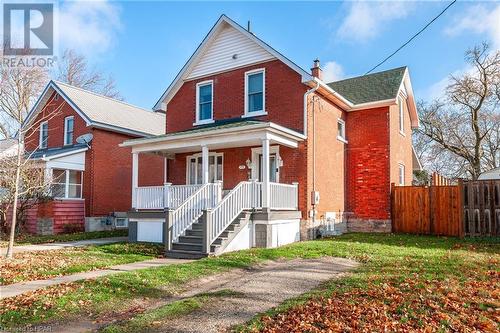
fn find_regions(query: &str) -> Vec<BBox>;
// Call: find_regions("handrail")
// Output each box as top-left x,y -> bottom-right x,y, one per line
269,182 -> 299,210
207,181 -> 262,245
171,182 -> 221,242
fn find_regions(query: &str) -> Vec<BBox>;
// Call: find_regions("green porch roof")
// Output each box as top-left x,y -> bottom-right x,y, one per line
327,66 -> 407,104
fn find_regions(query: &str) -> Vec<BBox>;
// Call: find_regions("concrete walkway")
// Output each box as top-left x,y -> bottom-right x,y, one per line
0,237 -> 127,255
0,257 -> 192,299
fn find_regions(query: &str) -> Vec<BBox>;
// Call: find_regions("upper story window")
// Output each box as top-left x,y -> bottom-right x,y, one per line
64,116 -> 74,145
399,164 -> 405,185
398,96 -> 404,134
337,118 -> 347,143
195,80 -> 214,125
244,69 -> 265,116
39,121 -> 48,149
54,94 -> 59,101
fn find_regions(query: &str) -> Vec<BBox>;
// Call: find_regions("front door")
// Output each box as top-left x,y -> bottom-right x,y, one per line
258,153 -> 278,182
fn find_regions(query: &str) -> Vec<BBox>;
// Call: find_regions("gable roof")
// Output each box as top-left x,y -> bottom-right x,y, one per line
153,14 -> 312,111
24,81 -> 165,137
327,67 -> 407,105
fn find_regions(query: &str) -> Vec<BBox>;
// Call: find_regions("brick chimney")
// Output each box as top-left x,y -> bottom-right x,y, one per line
311,59 -> 322,80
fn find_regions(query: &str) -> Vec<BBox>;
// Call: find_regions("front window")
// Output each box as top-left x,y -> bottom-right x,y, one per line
51,169 -> 82,199
187,154 -> 223,184
64,116 -> 74,145
245,69 -> 265,115
196,81 -> 213,123
39,121 -> 48,149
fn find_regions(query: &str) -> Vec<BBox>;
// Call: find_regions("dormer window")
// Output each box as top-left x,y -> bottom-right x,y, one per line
64,116 -> 74,145
195,80 -> 214,125
39,121 -> 48,149
244,69 -> 266,117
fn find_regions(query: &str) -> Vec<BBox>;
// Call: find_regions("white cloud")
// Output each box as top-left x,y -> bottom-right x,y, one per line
444,4 -> 500,49
58,0 -> 122,58
322,61 -> 345,82
336,1 -> 414,42
418,66 -> 473,102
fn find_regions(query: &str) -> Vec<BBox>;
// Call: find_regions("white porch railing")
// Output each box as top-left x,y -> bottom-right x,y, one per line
135,184 -> 203,210
170,182 -> 222,243
205,181 -> 262,247
270,182 -> 299,210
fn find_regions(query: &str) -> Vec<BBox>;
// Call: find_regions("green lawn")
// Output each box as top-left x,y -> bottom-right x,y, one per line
0,229 -> 128,247
1,242 -> 163,285
0,234 -> 498,332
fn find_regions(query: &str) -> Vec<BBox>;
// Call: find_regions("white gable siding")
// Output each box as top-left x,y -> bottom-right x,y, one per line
187,23 -> 276,80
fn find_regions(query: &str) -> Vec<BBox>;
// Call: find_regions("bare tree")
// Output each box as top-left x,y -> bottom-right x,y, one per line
417,43 -> 500,179
55,49 -> 121,99
0,47 -> 49,139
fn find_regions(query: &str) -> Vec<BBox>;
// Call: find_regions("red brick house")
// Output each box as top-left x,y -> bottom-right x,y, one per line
123,15 -> 420,258
22,81 -> 165,234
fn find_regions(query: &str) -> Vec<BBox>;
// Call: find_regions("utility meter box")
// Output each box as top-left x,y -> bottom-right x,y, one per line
311,191 -> 320,205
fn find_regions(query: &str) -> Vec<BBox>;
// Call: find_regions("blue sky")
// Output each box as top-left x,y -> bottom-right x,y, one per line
56,0 -> 500,109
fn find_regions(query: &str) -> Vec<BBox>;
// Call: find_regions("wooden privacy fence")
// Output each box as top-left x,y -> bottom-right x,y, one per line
392,179 -> 500,237
391,183 -> 463,237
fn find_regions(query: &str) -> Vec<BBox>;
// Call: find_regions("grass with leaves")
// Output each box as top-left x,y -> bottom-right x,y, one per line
0,229 -> 128,247
0,234 -> 498,332
0,242 -> 163,285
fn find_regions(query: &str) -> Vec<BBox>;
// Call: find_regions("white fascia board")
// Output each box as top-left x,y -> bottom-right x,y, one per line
402,68 -> 420,128
36,147 -> 88,161
153,15 -> 312,111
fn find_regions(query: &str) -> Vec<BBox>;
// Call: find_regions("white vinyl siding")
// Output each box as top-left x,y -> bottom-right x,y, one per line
64,116 -> 74,145
188,23 -> 275,80
39,121 -> 48,149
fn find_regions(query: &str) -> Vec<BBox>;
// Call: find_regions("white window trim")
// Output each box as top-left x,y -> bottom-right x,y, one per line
64,116 -> 74,146
398,163 -> 405,186
194,80 -> 214,126
243,68 -> 267,117
52,169 -> 84,200
398,96 -> 405,136
251,146 -> 280,182
185,152 -> 224,185
337,118 -> 347,143
39,121 -> 48,149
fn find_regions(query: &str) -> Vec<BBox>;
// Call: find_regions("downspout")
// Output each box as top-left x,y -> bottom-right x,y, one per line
303,81 -> 320,136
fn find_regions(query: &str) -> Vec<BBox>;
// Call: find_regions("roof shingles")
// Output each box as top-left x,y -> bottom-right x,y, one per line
327,66 -> 407,105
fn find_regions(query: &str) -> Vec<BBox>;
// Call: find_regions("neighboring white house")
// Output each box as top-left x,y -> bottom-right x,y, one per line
478,167 -> 500,180
0,139 -> 19,159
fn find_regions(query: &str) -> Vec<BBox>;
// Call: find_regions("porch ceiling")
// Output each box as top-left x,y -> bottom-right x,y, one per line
120,121 -> 305,154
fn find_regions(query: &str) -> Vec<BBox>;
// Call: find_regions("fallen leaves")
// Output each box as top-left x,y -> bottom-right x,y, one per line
255,272 -> 500,333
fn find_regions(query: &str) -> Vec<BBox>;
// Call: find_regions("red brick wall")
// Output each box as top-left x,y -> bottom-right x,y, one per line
89,129 -> 164,216
345,106 -> 391,220
166,59 -> 307,134
25,92 -> 88,151
305,93 -> 347,220
389,97 -> 413,186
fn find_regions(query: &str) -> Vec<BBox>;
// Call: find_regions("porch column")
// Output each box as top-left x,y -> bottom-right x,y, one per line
163,157 -> 168,183
262,138 -> 270,209
202,145 -> 209,184
132,152 -> 139,209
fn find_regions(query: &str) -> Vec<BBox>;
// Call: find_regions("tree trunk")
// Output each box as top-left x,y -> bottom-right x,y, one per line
5,138 -> 22,259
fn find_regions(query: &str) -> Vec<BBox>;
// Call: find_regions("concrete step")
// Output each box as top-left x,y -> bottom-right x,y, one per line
165,250 -> 207,259
191,223 -> 203,230
185,229 -> 202,237
172,242 -> 202,252
178,235 -> 203,244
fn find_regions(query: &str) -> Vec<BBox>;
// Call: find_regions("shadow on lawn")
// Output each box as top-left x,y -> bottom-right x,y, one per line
324,232 -> 500,255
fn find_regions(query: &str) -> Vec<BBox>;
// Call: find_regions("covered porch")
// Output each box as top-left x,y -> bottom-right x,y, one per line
121,121 -> 305,257
122,121 -> 305,212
